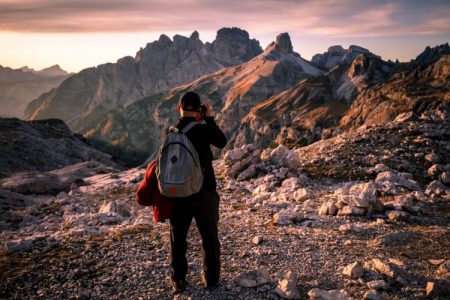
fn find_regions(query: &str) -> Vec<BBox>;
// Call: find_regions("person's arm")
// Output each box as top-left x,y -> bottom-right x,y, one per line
204,117 -> 227,149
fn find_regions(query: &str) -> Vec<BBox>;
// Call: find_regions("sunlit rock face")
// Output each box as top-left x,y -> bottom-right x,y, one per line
24,27 -> 262,131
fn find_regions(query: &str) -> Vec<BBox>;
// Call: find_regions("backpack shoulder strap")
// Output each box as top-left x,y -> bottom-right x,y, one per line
169,126 -> 179,133
181,121 -> 199,134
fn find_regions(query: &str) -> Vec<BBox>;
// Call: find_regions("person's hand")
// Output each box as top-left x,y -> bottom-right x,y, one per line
203,102 -> 214,117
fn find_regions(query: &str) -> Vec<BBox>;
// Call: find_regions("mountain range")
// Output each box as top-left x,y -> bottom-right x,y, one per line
0,65 -> 70,118
19,28 -> 450,166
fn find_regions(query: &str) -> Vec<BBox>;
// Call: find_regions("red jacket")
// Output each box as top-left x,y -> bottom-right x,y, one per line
135,160 -> 173,223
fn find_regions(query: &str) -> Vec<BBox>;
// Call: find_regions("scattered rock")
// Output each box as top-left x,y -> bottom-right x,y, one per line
342,261 -> 364,279
307,288 -> 350,300
252,236 -> 263,245
436,260 -> 450,279
274,271 -> 300,299
386,210 -> 410,221
318,202 -> 338,216
363,289 -> 383,300
425,180 -> 447,197
294,188 -> 310,201
371,259 -> 411,284
426,280 -> 450,297
429,259 -> 445,266
367,280 -> 388,290
235,269 -> 271,288
425,153 -> 439,163
99,201 -> 118,214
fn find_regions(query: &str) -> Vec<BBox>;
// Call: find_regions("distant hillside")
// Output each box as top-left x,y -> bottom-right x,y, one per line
0,65 -> 70,118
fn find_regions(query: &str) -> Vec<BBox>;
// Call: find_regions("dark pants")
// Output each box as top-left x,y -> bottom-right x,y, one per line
169,190 -> 220,284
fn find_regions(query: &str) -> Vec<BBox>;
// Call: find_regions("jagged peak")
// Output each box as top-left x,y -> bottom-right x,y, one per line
411,43 -> 450,66
190,30 -> 199,40
275,33 -> 293,54
158,34 -> 172,45
264,32 -> 293,56
21,66 -> 35,73
328,45 -> 345,53
349,45 -> 370,54
215,27 -> 250,40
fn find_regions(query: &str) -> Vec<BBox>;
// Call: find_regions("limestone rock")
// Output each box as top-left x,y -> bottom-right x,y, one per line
437,260 -> 450,279
342,261 -> 364,279
307,288 -> 350,300
269,145 -> 299,170
367,280 -> 388,290
294,188 -> 310,201
363,289 -> 383,300
386,210 -> 410,221
99,201 -> 118,214
425,180 -> 447,196
319,202 -> 338,216
274,271 -> 300,299
235,269 -> 271,287
426,280 -> 450,297
371,259 -> 412,284
252,236 -> 263,245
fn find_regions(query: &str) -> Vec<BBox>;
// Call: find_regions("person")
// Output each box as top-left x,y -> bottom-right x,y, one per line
168,91 -> 227,294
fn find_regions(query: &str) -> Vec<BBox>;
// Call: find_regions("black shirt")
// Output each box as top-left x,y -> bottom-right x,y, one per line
175,117 -> 227,192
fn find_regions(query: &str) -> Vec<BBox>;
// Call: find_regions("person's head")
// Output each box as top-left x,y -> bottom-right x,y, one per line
178,91 -> 201,117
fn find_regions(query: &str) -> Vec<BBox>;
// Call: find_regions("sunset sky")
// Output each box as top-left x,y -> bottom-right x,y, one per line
1,0 -> 449,72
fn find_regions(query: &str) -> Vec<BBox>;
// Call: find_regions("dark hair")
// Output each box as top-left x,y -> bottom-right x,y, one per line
179,91 -> 201,112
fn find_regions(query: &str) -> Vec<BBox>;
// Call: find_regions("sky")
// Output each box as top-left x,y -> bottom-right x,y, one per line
0,0 -> 449,73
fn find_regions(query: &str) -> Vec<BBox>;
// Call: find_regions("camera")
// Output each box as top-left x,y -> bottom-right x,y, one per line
200,104 -> 208,119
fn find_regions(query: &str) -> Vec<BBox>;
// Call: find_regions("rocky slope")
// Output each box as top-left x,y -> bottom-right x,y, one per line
311,45 -> 381,71
0,118 -> 122,178
0,104 -> 448,299
0,65 -> 70,118
81,33 -> 323,162
24,28 -> 262,132
233,47 -> 449,150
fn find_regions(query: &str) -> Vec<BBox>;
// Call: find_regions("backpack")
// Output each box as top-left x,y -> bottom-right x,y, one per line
156,121 -> 204,197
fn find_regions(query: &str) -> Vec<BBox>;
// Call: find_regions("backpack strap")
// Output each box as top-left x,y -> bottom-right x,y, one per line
169,126 -> 179,133
181,121 -> 203,134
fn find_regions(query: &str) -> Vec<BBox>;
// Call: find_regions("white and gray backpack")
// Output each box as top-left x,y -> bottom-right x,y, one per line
156,121 -> 204,198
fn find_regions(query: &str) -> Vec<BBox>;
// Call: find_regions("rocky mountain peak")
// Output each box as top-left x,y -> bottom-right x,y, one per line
274,32 -> 293,54
411,43 -> 450,67
312,45 -> 380,71
158,34 -> 172,46
328,45 -> 345,53
38,64 -> 68,77
212,27 -> 263,65
349,45 -> 370,54
190,30 -> 199,40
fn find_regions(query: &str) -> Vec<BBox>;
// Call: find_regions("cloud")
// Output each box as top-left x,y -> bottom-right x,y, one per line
0,0 -> 449,37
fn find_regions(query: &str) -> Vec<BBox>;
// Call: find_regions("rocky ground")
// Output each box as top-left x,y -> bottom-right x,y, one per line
1,107 -> 449,299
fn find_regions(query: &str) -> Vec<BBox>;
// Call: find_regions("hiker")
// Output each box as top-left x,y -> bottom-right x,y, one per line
166,91 -> 227,293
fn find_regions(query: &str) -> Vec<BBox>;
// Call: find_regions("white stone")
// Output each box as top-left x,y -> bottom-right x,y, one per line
308,288 -> 350,300
367,280 -> 388,290
342,261 -> 364,279
252,236 -> 263,245
274,271 -> 300,299
425,180 -> 447,196
294,188 -> 310,201
235,269 -> 271,288
363,290 -> 383,300
99,201 -> 117,214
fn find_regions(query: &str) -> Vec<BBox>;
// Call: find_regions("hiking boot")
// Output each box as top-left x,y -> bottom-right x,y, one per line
169,278 -> 186,294
201,272 -> 218,290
